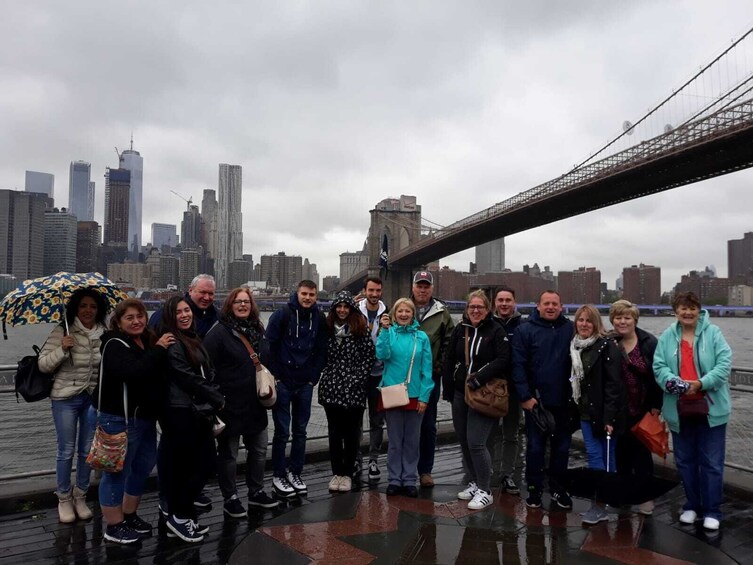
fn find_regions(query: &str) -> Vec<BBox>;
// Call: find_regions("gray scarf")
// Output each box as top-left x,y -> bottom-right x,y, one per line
569,334 -> 598,402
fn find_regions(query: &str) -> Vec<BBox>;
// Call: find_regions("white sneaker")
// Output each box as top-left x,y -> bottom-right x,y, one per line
637,501 -> 654,516
679,510 -> 698,524
338,476 -> 352,492
328,476 -> 342,492
703,517 -> 720,530
457,482 -> 478,501
468,489 -> 493,510
273,475 -> 297,498
286,471 -> 308,494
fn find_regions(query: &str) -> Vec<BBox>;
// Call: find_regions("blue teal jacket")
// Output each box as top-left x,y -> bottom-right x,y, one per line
375,320 -> 434,403
653,310 -> 732,433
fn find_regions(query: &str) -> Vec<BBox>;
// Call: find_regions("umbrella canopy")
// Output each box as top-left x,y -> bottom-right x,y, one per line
561,467 -> 678,506
0,272 -> 128,339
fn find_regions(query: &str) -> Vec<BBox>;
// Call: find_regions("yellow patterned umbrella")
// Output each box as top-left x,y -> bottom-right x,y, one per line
0,272 -> 128,339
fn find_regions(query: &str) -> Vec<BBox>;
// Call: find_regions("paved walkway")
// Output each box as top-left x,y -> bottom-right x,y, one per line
1,443 -> 752,564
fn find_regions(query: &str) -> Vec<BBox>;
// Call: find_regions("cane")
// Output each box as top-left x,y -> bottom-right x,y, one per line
606,432 -> 611,473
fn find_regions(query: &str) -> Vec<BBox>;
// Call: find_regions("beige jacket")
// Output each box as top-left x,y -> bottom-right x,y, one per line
38,318 -> 105,400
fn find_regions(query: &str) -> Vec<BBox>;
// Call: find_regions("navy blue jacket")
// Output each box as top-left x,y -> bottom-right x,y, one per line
264,292 -> 327,385
511,309 -> 574,407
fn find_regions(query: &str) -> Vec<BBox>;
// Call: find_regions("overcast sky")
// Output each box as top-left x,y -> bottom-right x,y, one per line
2,1 -> 752,291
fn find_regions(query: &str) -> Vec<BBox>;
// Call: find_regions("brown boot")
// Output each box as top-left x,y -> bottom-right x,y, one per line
72,487 -> 93,520
56,491 -> 76,523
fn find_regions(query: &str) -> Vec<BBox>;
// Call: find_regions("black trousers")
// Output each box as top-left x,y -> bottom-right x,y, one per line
324,405 -> 364,477
616,429 -> 654,486
158,407 -> 216,520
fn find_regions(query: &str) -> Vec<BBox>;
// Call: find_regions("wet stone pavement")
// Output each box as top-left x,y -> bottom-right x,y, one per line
2,443 -> 753,564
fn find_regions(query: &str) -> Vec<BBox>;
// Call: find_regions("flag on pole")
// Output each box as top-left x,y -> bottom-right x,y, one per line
379,234 -> 389,272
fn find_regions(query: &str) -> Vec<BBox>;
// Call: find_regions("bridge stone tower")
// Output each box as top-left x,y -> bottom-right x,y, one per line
367,195 -> 423,305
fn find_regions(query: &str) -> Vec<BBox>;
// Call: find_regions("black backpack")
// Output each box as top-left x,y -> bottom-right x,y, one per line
14,345 -> 53,402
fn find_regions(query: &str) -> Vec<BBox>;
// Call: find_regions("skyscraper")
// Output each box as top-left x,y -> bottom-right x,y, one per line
728,232 -> 753,279
216,164 -> 243,288
119,139 -> 143,255
475,238 -> 505,274
25,170 -> 55,199
151,223 -> 178,249
104,168 -> 131,246
0,189 -> 47,279
68,161 -> 94,221
44,208 -> 77,275
181,205 -> 201,249
201,189 -> 218,260
76,221 -> 100,273
622,264 -> 661,304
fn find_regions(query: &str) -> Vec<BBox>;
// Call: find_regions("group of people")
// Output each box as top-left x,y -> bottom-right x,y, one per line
39,271 -> 733,548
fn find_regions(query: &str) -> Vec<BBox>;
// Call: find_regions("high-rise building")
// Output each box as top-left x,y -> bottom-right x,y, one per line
181,205 -> 201,249
260,252 -> 302,291
201,189 -> 218,260
151,223 -> 178,250
728,232 -> 753,279
179,250 -> 201,290
25,170 -> 55,200
68,161 -> 94,221
104,168 -> 130,246
108,262 -> 152,288
0,190 -> 47,279
622,264 -> 661,304
228,260 -> 251,289
475,238 -> 505,274
339,251 -> 368,282
557,267 -> 601,304
76,221 -> 100,273
159,255 -> 180,288
302,258 -> 320,288
216,164 -> 243,288
118,140 -> 143,255
44,208 -> 77,275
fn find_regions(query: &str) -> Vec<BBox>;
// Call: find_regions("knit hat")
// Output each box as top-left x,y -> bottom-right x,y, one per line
331,290 -> 356,311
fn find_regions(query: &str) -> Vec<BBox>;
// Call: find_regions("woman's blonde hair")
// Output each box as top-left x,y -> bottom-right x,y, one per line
390,297 -> 416,324
609,299 -> 640,324
466,289 -> 491,311
574,304 -> 605,337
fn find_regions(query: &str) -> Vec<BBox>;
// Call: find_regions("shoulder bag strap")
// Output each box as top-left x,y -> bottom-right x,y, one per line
98,338 -> 129,426
236,331 -> 262,372
464,327 -> 470,372
405,334 -> 418,385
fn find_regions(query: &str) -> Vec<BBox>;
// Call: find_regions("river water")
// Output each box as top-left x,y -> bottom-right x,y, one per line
0,313 -> 751,476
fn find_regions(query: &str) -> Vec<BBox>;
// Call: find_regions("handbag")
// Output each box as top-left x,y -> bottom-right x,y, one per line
379,334 -> 417,409
86,339 -> 129,473
677,394 -> 709,418
631,411 -> 670,458
237,332 -> 277,409
14,344 -> 53,403
212,415 -> 226,437
462,328 -> 509,418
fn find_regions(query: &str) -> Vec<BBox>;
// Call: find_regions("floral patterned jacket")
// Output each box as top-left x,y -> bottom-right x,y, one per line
317,330 -> 375,409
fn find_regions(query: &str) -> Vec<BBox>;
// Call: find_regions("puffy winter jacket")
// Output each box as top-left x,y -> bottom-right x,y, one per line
375,320 -> 434,403
38,318 -> 105,400
653,310 -> 732,433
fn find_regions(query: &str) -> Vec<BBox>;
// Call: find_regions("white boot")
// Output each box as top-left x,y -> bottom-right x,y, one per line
72,486 -> 93,520
56,491 -> 76,523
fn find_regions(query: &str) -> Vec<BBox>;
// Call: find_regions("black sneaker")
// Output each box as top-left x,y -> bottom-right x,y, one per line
525,488 -> 542,509
193,521 -> 209,535
166,515 -> 204,543
193,492 -> 212,508
367,460 -> 381,482
501,475 -> 520,494
386,485 -> 401,496
223,496 -> 247,518
158,500 -> 169,516
104,522 -> 140,544
404,486 -> 419,498
551,490 -> 573,509
123,513 -> 152,535
354,459 -> 362,476
248,490 -> 280,509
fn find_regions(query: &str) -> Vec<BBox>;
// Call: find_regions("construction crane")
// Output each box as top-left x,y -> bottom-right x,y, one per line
170,190 -> 193,211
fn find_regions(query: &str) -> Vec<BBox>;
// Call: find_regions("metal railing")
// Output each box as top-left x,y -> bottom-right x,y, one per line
1,365 -> 751,482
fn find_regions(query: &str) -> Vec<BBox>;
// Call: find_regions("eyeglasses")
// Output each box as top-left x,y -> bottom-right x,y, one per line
233,300 -> 252,305
468,305 -> 487,311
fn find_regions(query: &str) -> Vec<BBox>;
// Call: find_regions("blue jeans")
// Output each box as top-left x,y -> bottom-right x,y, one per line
417,377 -> 441,475
51,393 -> 96,493
672,420 -> 726,520
524,404 -> 572,493
385,408 -> 424,486
272,381 -> 313,477
581,420 -> 617,472
96,410 -> 158,508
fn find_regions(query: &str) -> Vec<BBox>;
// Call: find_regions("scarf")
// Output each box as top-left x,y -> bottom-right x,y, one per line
569,334 -> 598,402
334,323 -> 350,344
229,316 -> 262,351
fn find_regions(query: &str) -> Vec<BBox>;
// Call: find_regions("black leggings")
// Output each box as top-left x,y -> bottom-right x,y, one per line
158,407 -> 216,520
324,405 -> 364,477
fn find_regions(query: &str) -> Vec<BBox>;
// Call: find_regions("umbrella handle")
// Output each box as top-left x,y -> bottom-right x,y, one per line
606,433 -> 611,473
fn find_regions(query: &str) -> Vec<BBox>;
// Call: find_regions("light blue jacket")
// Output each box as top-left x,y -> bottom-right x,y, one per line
375,320 -> 434,403
653,309 -> 732,433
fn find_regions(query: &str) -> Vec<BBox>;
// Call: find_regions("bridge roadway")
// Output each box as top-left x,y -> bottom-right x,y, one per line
340,99 -> 753,297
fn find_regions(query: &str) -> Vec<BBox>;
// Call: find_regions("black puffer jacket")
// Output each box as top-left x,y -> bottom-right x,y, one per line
442,314 -> 510,402
203,320 -> 269,436
165,340 -> 224,411
576,336 -> 624,436
317,329 -> 375,409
